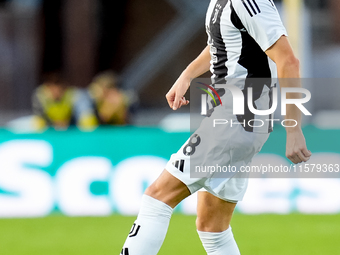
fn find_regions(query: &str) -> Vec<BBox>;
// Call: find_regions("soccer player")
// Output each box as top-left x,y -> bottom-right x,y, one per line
119,0 -> 311,254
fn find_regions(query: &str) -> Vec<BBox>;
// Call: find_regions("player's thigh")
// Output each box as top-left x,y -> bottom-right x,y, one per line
196,191 -> 237,232
145,170 -> 191,208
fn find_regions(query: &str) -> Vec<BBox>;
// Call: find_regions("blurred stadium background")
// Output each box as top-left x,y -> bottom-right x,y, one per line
0,0 -> 340,254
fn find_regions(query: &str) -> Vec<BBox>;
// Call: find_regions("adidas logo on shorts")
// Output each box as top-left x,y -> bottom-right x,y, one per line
172,159 -> 185,172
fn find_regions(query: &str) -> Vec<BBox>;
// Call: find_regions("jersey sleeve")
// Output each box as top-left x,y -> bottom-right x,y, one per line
232,0 -> 288,51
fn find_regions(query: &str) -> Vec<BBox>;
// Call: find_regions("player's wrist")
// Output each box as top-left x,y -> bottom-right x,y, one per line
285,126 -> 302,134
182,67 -> 195,80
180,69 -> 194,86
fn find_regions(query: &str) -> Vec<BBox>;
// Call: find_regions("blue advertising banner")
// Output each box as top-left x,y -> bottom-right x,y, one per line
0,126 -> 339,217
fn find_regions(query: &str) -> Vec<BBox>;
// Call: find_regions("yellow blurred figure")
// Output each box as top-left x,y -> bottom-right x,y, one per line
89,71 -> 129,125
32,73 -> 98,130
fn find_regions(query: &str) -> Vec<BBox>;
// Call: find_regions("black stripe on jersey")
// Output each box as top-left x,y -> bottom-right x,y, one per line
251,0 -> 261,13
246,0 -> 257,15
231,3 -> 271,132
237,79 -> 271,132
268,0 -> 274,7
209,0 -> 229,78
241,0 -> 253,17
230,4 -> 271,78
241,0 -> 261,17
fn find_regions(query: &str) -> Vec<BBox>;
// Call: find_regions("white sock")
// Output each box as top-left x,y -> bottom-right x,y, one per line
197,227 -> 240,255
120,195 -> 173,255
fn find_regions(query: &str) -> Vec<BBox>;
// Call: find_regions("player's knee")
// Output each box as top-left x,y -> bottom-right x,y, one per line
196,214 -> 230,232
196,216 -> 217,232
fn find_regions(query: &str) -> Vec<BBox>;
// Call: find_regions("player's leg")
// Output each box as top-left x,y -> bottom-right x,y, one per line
119,170 -> 191,255
196,191 -> 240,255
144,169 -> 191,208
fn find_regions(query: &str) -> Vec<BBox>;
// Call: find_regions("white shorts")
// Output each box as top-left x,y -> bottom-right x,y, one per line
165,105 -> 270,203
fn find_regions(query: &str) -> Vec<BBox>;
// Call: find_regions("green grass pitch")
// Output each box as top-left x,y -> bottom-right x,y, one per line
0,214 -> 339,255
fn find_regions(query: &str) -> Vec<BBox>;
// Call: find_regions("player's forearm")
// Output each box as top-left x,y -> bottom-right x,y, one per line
181,45 -> 211,80
276,56 -> 302,132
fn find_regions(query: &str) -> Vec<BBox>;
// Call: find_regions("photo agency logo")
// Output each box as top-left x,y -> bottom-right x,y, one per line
197,81 -> 312,129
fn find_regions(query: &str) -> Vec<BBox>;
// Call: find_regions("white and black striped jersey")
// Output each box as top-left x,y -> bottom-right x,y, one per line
205,0 -> 287,133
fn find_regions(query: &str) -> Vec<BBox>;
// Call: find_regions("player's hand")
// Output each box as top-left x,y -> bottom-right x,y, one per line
285,128 -> 311,164
166,75 -> 190,110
